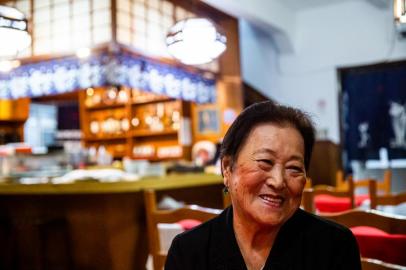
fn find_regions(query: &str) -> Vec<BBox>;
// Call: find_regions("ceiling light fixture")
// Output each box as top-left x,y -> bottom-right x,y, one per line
166,17 -> 227,65
394,0 -> 406,37
0,59 -> 20,73
76,47 -> 91,59
0,5 -> 31,59
395,0 -> 406,22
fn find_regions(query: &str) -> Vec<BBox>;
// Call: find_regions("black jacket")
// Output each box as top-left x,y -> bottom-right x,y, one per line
165,207 -> 361,270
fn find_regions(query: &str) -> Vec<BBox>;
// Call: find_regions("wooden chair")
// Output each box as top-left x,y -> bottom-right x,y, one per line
321,209 -> 406,233
321,209 -> 406,270
335,170 -> 347,190
369,180 -> 406,210
302,175 -> 355,213
339,170 -> 392,196
309,171 -> 347,191
144,189 -> 222,270
305,177 -> 312,189
305,170 -> 392,213
300,177 -> 312,208
361,258 -> 406,270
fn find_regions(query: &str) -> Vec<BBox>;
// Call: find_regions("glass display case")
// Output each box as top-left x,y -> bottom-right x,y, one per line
0,145 -> 71,183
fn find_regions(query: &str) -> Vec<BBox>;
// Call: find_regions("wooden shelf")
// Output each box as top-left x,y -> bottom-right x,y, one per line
112,152 -> 126,158
83,135 -> 128,142
84,103 -> 126,111
131,156 -> 183,161
131,97 -> 173,105
79,88 -> 191,161
0,119 -> 27,124
131,129 -> 178,137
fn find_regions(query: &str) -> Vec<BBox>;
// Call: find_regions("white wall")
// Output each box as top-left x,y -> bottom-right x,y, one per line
240,0 -> 406,143
239,20 -> 279,96
203,0 -> 297,52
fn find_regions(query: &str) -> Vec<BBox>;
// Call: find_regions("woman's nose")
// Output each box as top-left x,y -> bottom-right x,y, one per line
266,167 -> 286,190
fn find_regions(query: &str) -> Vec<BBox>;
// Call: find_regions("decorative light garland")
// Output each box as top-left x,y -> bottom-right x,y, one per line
0,52 -> 216,103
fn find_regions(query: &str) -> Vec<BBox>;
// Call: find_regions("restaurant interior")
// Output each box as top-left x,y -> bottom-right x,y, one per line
0,0 -> 406,269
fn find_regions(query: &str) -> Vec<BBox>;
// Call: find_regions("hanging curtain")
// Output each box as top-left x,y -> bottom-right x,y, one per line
341,61 -> 406,163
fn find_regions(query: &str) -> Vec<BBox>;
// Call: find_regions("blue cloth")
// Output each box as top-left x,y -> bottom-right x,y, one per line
342,64 -> 406,163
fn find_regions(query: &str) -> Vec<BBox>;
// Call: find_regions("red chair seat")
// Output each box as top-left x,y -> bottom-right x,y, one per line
177,219 -> 202,230
351,226 -> 406,266
355,194 -> 370,205
315,194 -> 369,213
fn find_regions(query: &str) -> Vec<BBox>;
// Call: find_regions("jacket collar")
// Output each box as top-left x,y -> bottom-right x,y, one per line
210,207 -> 303,270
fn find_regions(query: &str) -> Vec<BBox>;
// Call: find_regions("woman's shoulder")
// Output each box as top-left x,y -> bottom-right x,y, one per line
172,215 -> 218,245
170,207 -> 228,248
293,209 -> 355,238
276,210 -> 361,269
282,209 -> 359,260
165,208 -> 230,269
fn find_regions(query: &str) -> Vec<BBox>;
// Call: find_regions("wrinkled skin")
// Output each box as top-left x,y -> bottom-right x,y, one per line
222,123 -> 307,229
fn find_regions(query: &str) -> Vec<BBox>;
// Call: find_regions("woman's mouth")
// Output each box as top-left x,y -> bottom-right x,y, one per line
259,194 -> 285,208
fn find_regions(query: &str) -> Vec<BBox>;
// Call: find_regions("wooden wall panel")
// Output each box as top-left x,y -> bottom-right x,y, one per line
308,140 -> 342,186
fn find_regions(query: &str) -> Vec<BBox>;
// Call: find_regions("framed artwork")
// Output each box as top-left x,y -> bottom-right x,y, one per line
197,107 -> 220,134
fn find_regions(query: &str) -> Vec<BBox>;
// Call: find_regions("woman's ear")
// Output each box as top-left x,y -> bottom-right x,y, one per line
221,156 -> 232,186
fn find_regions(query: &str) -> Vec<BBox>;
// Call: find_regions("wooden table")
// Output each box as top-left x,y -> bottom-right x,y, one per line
0,173 -> 223,270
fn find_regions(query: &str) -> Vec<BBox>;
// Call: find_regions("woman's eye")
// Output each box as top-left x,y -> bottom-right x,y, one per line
287,166 -> 304,173
256,159 -> 273,165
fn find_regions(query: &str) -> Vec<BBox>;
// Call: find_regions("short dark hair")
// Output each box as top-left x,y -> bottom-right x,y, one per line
220,101 -> 316,171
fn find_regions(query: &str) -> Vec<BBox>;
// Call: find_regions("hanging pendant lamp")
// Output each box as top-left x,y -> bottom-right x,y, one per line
0,5 -> 31,59
166,17 -> 227,65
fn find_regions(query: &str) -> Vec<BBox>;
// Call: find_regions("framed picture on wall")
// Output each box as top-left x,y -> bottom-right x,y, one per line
197,107 -> 220,134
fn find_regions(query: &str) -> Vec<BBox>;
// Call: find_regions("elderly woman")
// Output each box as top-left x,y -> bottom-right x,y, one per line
165,101 -> 361,270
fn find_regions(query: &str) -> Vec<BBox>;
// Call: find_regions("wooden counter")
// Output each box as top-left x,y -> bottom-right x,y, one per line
0,173 -> 224,270
0,173 -> 223,195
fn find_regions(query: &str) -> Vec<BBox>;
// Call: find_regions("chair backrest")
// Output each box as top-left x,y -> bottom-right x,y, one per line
336,170 -> 391,195
369,180 -> 406,210
321,209 -> 406,234
302,175 -> 355,213
361,258 -> 406,270
376,170 -> 392,195
300,178 -> 313,209
307,170 -> 391,213
336,170 -> 346,190
320,209 -> 406,270
144,189 -> 222,270
304,177 -> 312,188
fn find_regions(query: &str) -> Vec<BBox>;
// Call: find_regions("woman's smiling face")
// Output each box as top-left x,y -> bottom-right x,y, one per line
223,122 -> 306,228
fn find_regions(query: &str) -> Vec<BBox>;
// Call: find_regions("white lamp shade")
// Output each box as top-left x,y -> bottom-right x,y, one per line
0,28 -> 31,58
166,18 -> 226,65
0,5 -> 31,59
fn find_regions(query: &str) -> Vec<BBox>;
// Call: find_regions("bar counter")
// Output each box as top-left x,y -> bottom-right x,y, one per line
0,173 -> 223,194
0,173 -> 224,270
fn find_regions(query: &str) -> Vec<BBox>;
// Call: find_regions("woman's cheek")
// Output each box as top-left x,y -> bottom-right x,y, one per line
236,165 -> 264,183
287,177 -> 306,194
